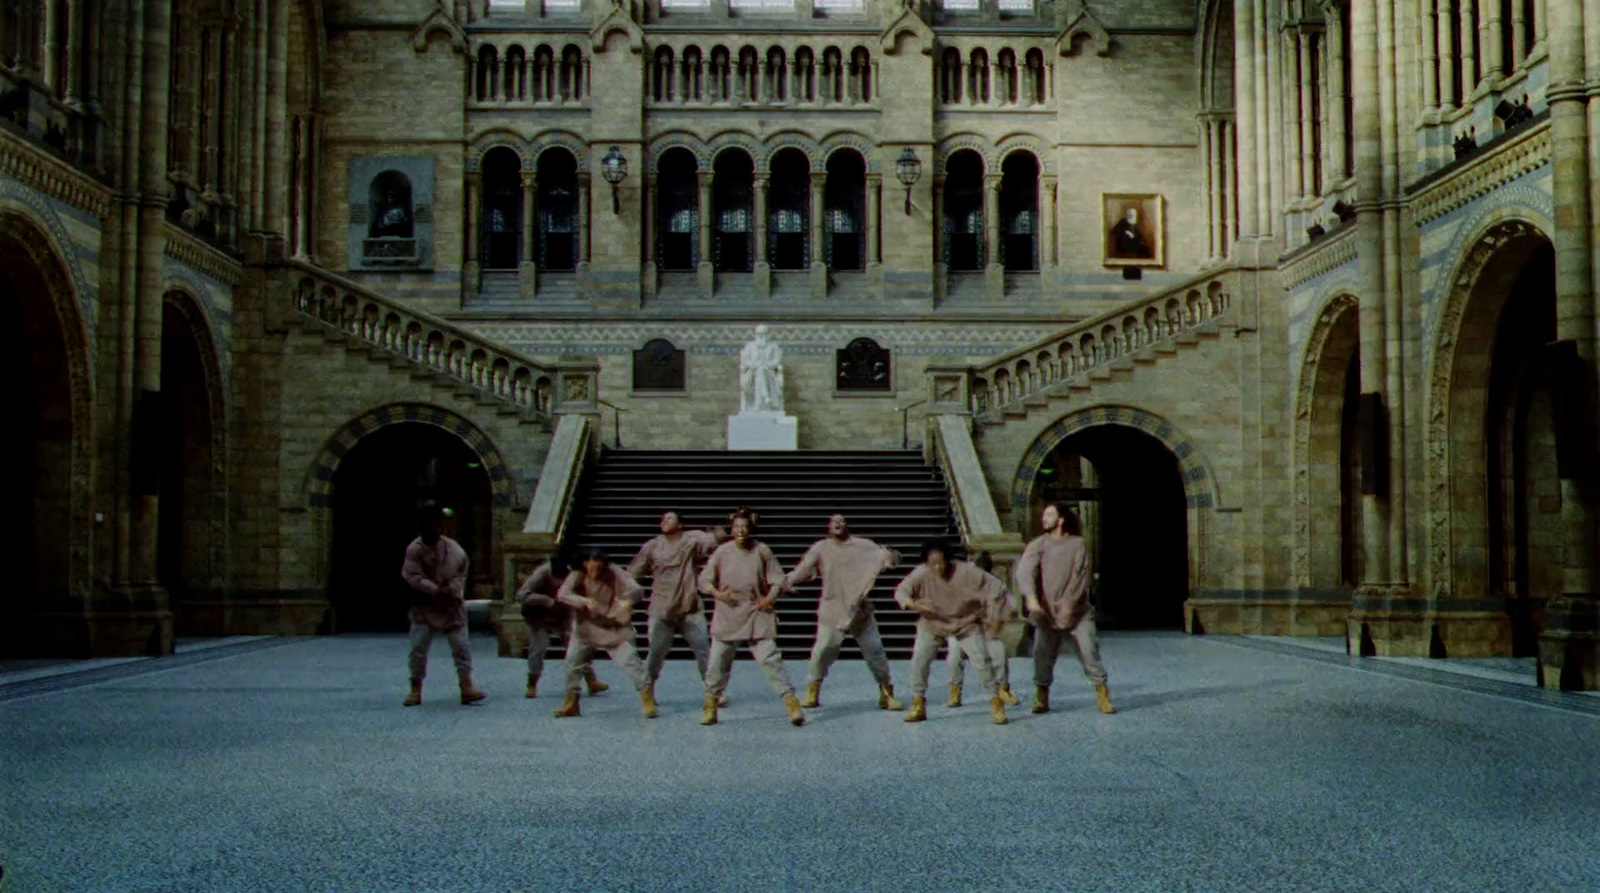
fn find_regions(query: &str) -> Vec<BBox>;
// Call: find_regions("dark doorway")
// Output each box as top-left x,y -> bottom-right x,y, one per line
329,424 -> 495,632
538,149 -> 578,271
713,150 -> 754,272
943,150 -> 983,272
768,148 -> 809,270
157,299 -> 216,620
656,147 -> 699,271
1032,424 -> 1189,629
481,147 -> 522,270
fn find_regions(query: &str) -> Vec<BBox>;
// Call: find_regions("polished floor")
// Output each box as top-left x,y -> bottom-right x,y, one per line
2,632 -> 1598,893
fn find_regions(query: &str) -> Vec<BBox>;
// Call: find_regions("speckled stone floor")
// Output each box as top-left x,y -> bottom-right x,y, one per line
3,632 -> 1598,893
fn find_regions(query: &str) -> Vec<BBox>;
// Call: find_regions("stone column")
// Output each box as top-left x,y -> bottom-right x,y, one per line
291,117 -> 309,257
809,170 -> 827,298
1222,116 -> 1235,253
1206,116 -> 1223,261
263,0 -> 288,242
1511,0 -> 1527,68
520,170 -> 537,298
753,173 -> 770,299
1233,0 -> 1259,239
1298,29 -> 1317,199
931,173 -> 947,304
205,27 -> 224,192
1328,11 -> 1348,180
642,172 -> 656,296
13,0 -> 38,80
1283,31 -> 1303,206
1038,174 -> 1056,280
42,0 -> 61,94
1481,0 -> 1503,80
697,171 -> 713,295
464,171 -> 481,294
575,171 -> 590,276
1438,0 -> 1458,108
864,172 -> 880,270
1458,0 -> 1476,97
983,173 -> 1002,300
1537,0 -> 1600,689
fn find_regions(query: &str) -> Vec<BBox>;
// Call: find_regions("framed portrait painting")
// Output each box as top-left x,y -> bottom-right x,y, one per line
1101,194 -> 1164,268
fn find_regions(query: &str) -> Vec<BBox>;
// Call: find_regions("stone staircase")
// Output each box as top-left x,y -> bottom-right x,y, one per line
565,449 -> 964,660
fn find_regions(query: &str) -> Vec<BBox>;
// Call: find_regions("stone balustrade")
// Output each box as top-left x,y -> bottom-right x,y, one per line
926,267 -> 1238,418
286,260 -> 598,418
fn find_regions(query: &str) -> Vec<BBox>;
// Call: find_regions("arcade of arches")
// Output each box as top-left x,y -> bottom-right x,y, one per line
1,0 -> 1599,693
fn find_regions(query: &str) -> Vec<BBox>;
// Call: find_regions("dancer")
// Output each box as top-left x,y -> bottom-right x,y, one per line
1016,503 -> 1114,714
551,548 -> 655,719
626,512 -> 727,706
399,504 -> 486,707
945,551 -> 1021,708
774,513 -> 904,711
894,541 -> 1010,725
513,554 -> 610,699
697,509 -> 805,727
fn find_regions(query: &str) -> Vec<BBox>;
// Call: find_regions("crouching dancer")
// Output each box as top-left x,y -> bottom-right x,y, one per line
945,551 -> 1022,708
1016,503 -> 1114,715
895,541 -> 1010,725
400,504 -> 487,707
552,548 -> 655,719
697,509 -> 805,727
513,555 -> 609,699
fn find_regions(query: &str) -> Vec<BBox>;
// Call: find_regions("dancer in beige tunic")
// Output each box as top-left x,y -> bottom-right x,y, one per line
894,541 -> 1010,725
1016,503 -> 1114,714
513,555 -> 610,699
399,504 -> 486,707
626,512 -> 726,705
697,509 -> 805,727
774,514 -> 904,711
945,551 -> 1022,708
551,548 -> 656,719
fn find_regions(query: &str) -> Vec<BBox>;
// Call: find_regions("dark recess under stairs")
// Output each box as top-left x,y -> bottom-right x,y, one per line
564,449 -> 963,661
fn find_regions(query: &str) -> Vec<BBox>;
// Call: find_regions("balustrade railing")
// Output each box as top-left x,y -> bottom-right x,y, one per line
286,260 -> 580,418
965,267 -> 1238,415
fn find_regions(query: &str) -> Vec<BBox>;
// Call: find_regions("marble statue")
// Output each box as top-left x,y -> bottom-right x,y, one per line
739,325 -> 784,414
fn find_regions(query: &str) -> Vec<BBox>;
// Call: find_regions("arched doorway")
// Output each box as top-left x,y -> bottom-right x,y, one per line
0,215 -> 88,656
1435,223 -> 1559,656
1020,419 -> 1193,629
328,423 -> 495,632
1296,294 -> 1362,593
158,293 -> 223,627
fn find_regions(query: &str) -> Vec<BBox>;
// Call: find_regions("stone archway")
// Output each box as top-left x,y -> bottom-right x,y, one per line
0,210 -> 94,656
1293,293 -> 1361,593
1427,218 -> 1555,627
306,404 -> 514,632
1011,406 -> 1220,628
158,289 -> 229,633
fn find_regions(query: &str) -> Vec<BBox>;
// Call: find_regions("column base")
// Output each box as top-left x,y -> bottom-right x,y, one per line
754,261 -> 771,299
1345,586 -> 1513,658
1538,594 -> 1600,691
1183,591 -> 1351,636
697,261 -> 713,297
463,261 -> 481,298
175,591 -> 334,637
15,585 -> 175,658
809,261 -> 827,299
518,261 -> 537,299
984,263 -> 1003,301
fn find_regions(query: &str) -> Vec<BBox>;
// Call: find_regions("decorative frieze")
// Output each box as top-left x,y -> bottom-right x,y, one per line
1279,225 -> 1357,291
1410,123 -> 1550,226
164,224 -> 244,286
0,128 -> 111,219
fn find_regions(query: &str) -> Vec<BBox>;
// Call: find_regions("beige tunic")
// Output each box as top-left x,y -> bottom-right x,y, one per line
1015,534 -> 1092,630
626,530 -> 719,620
514,562 -> 570,631
784,536 -> 898,631
400,536 -> 470,630
698,540 -> 785,643
557,569 -> 643,650
893,561 -> 1009,639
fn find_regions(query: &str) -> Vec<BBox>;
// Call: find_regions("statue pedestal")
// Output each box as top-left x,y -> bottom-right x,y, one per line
727,410 -> 797,450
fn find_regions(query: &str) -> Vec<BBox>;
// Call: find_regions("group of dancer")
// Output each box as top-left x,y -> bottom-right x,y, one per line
399,502 -> 1113,726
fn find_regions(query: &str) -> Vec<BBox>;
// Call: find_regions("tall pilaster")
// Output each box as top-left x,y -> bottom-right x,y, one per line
1234,0 -> 1259,240
519,171 -> 537,298
809,170 -> 827,298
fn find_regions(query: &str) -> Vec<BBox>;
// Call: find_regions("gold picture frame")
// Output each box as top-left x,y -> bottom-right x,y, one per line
1101,193 -> 1165,268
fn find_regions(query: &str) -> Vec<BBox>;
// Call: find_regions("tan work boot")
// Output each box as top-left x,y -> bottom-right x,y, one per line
904,695 -> 927,722
1095,683 -> 1116,714
525,674 -> 539,699
997,683 -> 1021,706
878,684 -> 904,711
783,693 -> 806,726
403,679 -> 423,707
947,684 -> 963,708
459,676 -> 487,705
800,681 -> 821,709
1031,685 -> 1050,714
584,671 -> 610,695
700,694 -> 719,725
641,685 -> 660,719
717,693 -> 730,708
553,692 -> 581,717
990,695 -> 1009,725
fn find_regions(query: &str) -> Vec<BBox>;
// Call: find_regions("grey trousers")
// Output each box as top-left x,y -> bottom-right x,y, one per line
527,627 -> 591,680
806,612 -> 893,687
705,638 -> 795,698
563,638 -> 649,695
948,636 -> 1009,688
409,622 -> 472,682
645,612 -> 712,684
911,629 -> 997,699
1033,618 -> 1108,687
